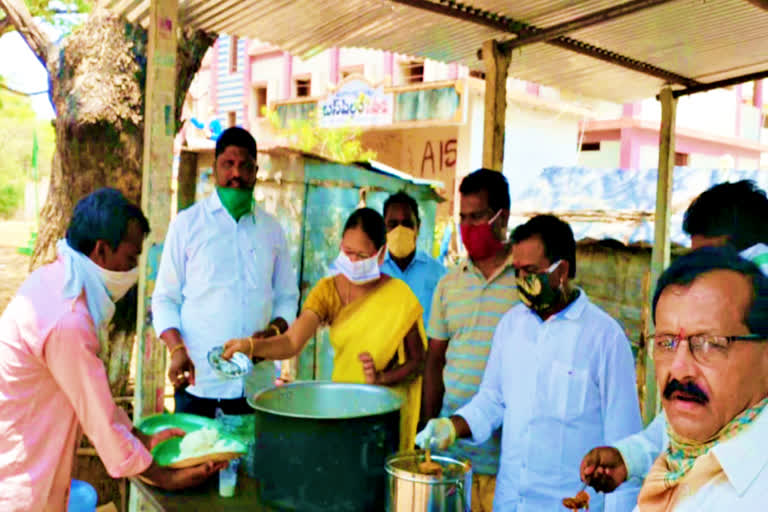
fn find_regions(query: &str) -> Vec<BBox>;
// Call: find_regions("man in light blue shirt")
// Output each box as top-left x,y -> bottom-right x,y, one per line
580,179 -> 768,494
152,127 -> 299,417
379,192 -> 445,326
418,215 -> 642,512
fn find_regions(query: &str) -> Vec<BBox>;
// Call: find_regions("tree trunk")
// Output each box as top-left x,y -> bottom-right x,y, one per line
1,3 -> 215,395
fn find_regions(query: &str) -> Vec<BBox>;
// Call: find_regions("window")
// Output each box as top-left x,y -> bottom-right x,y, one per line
340,66 -> 364,80
580,142 -> 601,151
227,111 -> 237,127
254,86 -> 268,118
295,78 -> 311,98
228,36 -> 239,73
675,152 -> 690,166
401,60 -> 424,84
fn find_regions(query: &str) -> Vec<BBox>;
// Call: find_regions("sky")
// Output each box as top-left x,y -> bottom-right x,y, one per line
0,10 -> 82,120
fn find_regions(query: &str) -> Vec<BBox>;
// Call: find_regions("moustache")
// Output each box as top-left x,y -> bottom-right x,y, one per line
663,379 -> 709,404
226,178 -> 245,188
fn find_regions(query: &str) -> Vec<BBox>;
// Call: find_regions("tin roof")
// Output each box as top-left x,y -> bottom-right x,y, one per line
106,0 -> 768,102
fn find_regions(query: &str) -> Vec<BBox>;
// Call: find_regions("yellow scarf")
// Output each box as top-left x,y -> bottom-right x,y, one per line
638,396 -> 768,511
329,278 -> 426,451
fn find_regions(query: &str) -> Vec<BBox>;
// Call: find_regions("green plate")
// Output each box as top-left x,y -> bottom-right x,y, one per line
137,413 -> 248,468
137,412 -> 219,435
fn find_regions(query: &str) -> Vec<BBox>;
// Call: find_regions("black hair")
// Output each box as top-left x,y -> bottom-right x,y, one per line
511,214 -> 576,278
215,127 -> 257,159
66,187 -> 150,255
382,191 -> 420,225
652,246 -> 768,337
683,180 -> 768,251
458,168 -> 510,212
343,208 -> 387,250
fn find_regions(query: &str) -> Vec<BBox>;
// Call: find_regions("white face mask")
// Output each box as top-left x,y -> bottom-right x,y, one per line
100,266 -> 140,302
330,248 -> 382,285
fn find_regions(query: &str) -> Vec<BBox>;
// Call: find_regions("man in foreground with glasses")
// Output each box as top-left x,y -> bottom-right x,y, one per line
580,180 -> 768,494
629,247 -> 768,510
418,215 -> 642,511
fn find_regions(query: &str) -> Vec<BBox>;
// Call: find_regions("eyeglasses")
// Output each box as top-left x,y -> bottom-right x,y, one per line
651,333 -> 765,365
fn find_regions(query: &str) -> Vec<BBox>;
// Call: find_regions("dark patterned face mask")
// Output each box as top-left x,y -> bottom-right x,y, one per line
516,260 -> 562,312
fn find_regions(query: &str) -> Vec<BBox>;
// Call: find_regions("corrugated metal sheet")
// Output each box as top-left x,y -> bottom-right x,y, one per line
106,0 -> 768,102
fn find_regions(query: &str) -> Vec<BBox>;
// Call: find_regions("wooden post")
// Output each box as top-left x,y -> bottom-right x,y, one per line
130,0 -> 177,508
134,0 -> 177,421
644,86 -> 677,424
177,150 -> 198,212
481,39 -> 511,171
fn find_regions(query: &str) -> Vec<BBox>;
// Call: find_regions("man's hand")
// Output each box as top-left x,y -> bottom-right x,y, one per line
415,418 -> 457,451
580,446 -> 628,493
141,461 -> 227,491
168,348 -> 195,391
358,352 -> 377,384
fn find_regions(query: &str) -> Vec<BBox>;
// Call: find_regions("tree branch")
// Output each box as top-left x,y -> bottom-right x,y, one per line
0,0 -> 52,67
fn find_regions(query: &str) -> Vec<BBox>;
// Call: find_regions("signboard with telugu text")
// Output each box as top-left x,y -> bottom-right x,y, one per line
319,78 -> 393,128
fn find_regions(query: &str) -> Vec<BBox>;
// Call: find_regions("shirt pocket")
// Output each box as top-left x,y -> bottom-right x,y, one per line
185,235 -> 237,287
242,237 -> 277,291
547,360 -> 589,421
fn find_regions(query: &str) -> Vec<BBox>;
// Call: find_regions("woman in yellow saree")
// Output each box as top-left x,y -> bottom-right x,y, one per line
223,208 -> 426,450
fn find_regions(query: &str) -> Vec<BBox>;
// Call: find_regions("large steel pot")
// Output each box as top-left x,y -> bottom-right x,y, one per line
385,452 -> 472,512
247,381 -> 402,511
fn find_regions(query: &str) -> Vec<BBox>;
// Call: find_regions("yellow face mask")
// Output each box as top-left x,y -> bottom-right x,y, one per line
386,225 -> 417,258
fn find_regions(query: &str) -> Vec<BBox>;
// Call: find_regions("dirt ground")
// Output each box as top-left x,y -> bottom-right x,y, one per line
0,221 -> 34,311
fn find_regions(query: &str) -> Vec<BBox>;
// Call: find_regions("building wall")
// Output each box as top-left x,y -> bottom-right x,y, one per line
577,140 -> 621,169
216,36 -> 247,126
503,102 -> 582,195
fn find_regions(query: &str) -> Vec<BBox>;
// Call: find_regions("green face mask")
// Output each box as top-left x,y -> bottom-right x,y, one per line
217,186 -> 254,221
516,260 -> 562,313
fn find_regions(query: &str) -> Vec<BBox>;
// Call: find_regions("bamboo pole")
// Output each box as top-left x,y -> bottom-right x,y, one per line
481,39 -> 511,171
645,86 -> 677,423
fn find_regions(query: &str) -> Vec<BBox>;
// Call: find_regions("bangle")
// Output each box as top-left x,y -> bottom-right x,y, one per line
268,324 -> 281,336
248,336 -> 255,360
169,344 -> 186,358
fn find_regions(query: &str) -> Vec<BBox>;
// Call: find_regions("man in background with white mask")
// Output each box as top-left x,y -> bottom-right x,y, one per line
152,127 -> 299,416
418,214 -> 642,512
0,188 -> 224,511
581,179 -> 768,495
380,191 -> 445,327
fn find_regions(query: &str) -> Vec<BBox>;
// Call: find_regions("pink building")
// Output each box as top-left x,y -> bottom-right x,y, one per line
579,81 -> 768,170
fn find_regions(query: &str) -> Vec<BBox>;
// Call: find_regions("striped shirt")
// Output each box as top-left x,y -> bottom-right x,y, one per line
428,253 -> 518,475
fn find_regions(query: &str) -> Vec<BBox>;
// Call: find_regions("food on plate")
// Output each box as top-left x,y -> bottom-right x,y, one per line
562,489 -> 590,510
178,427 -> 235,458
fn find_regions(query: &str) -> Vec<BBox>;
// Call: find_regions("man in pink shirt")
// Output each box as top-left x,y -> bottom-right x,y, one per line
0,188 -> 224,511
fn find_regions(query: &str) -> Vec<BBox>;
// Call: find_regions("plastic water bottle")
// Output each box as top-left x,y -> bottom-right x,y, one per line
68,479 -> 97,512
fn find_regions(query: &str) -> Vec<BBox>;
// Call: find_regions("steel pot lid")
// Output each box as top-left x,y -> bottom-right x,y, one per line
247,381 -> 403,419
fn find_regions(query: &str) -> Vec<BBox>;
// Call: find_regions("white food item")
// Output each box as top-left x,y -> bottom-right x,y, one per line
178,427 -> 233,457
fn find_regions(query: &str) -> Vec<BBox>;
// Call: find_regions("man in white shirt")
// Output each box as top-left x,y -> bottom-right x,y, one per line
152,127 -> 299,417
417,215 -> 643,511
580,180 -> 768,493
629,247 -> 768,511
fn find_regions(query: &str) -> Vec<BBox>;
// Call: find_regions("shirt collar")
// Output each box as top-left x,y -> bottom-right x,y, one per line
385,250 -> 428,270
712,404 -> 768,496
558,288 -> 588,320
461,247 -> 515,279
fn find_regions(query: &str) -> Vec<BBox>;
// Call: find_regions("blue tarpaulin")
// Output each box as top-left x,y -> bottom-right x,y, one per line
508,167 -> 768,246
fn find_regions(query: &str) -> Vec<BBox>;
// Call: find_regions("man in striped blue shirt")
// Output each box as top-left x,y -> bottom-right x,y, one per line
423,169 -> 518,512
